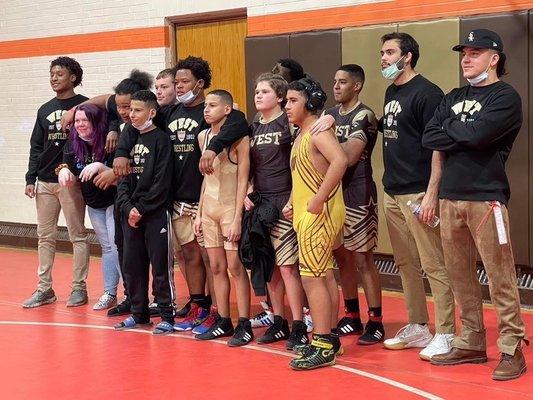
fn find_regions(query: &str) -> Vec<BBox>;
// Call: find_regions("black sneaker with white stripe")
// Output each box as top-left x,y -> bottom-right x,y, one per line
358,320 -> 385,345
286,320 -> 309,350
258,315 -> 290,344
228,318 -> 254,347
195,315 -> 234,340
337,315 -> 364,336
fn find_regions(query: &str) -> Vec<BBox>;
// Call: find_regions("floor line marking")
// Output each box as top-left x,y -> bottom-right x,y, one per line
0,320 -> 443,400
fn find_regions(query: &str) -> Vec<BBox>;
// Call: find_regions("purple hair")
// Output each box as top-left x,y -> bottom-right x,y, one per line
69,104 -> 108,163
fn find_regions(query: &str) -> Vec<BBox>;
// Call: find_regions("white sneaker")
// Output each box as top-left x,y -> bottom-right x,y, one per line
303,307 -> 313,333
419,333 -> 454,361
93,292 -> 117,310
250,300 -> 274,328
383,323 -> 433,350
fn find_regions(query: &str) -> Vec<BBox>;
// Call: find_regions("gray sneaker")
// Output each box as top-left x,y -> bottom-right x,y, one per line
66,289 -> 88,307
22,289 -> 57,308
93,292 -> 117,310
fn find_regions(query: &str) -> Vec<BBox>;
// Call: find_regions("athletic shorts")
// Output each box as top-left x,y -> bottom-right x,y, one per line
264,193 -> 298,266
171,201 -> 204,249
342,179 -> 378,252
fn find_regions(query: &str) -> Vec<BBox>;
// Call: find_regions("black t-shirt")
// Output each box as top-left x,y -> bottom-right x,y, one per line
106,94 -> 121,133
63,139 -> 116,209
422,81 -> 522,205
164,102 -> 209,203
250,112 -> 292,197
381,75 -> 443,195
26,94 -> 88,184
325,102 -> 378,188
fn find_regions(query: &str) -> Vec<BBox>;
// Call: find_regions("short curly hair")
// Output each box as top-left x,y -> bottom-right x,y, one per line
50,56 -> 83,87
175,56 -> 212,89
114,69 -> 154,95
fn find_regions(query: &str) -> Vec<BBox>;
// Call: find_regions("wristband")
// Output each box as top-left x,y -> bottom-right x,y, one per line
55,163 -> 70,176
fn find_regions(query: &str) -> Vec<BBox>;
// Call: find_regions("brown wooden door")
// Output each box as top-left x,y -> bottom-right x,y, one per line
176,18 -> 248,115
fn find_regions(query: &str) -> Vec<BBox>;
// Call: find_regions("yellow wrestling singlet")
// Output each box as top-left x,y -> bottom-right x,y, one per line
291,131 -> 345,278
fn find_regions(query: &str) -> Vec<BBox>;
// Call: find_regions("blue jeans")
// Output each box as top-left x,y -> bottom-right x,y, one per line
88,205 -> 121,295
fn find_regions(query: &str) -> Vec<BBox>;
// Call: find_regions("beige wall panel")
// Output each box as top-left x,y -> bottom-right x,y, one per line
176,19 -> 248,115
398,19 -> 460,95
342,25 -> 397,255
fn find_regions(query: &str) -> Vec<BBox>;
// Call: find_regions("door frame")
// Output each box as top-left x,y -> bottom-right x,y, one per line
165,8 -> 248,66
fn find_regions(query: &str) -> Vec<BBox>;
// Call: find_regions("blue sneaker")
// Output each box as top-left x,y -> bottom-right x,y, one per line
192,307 -> 218,335
174,303 -> 209,331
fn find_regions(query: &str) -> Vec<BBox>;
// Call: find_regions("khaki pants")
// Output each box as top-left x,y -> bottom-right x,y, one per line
35,181 -> 89,291
384,192 -> 455,333
440,199 -> 527,354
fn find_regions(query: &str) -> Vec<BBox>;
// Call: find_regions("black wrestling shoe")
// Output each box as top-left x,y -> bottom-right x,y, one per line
257,315 -> 289,344
358,319 -> 385,345
337,315 -> 363,336
228,318 -> 254,347
195,314 -> 234,340
286,320 -> 309,350
107,297 -> 131,317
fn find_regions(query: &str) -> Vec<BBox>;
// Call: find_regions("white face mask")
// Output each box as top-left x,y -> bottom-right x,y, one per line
466,57 -> 494,86
132,118 -> 153,131
176,81 -> 200,105
382,56 -> 405,80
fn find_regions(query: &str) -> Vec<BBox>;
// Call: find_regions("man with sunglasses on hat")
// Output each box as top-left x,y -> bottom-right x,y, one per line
423,29 -> 528,380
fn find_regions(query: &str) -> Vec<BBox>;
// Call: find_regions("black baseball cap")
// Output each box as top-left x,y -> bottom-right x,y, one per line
452,29 -> 503,52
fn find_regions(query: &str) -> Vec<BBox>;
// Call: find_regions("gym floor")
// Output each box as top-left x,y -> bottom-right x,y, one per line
1,247 -> 531,400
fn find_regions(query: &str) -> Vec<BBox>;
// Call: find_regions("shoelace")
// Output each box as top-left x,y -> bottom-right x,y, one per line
233,323 -> 245,338
288,330 -> 299,342
500,353 -> 514,363
97,294 -> 112,305
299,345 -> 314,358
181,306 -> 200,323
201,313 -> 216,327
395,324 -> 414,340
252,311 -> 268,321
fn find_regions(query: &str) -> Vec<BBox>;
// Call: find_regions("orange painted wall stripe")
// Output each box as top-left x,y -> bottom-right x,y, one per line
0,27 -> 169,60
248,0 -> 533,36
1,1 -> 532,59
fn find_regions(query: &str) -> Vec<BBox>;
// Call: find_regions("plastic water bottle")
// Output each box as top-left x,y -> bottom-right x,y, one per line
407,200 -> 440,228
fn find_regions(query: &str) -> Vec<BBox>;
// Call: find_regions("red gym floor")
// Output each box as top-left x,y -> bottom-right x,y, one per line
0,246 -> 532,400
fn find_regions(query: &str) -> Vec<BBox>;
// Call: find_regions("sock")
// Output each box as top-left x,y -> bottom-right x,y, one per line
205,295 -> 212,309
344,298 -> 360,316
238,317 -> 249,326
191,294 -> 209,310
313,333 -> 332,343
190,293 -> 203,302
368,307 -> 382,317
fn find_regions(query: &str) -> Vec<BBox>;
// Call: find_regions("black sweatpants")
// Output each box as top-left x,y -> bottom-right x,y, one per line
122,207 -> 175,323
114,203 -> 128,297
